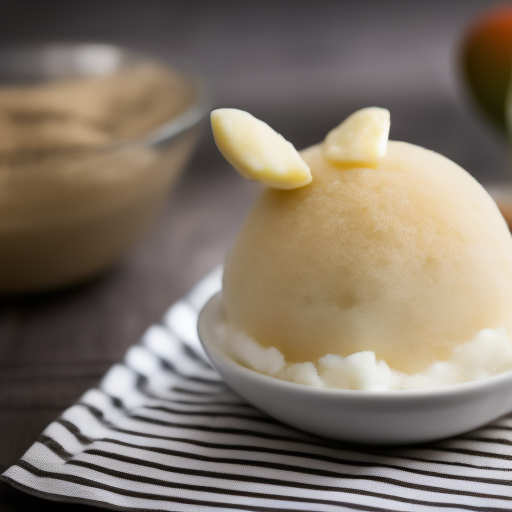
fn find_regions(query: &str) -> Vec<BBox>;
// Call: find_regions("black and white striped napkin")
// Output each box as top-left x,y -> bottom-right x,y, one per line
3,267 -> 512,512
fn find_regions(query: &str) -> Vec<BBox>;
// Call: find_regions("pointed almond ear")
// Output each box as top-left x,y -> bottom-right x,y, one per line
211,109 -> 311,189
323,107 -> 390,165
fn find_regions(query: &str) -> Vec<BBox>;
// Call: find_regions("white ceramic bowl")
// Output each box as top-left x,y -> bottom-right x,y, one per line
198,292 -> 512,445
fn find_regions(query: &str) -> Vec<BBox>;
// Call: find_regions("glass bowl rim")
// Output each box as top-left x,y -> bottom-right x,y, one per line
0,42 -> 212,154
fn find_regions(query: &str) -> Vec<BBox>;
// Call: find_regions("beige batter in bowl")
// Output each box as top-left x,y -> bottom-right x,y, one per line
0,44 -> 210,293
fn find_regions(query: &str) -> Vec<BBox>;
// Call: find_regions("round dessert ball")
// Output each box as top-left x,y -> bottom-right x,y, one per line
222,141 -> 512,374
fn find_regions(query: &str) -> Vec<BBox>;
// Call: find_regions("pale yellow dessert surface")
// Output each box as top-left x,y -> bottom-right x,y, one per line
222,141 -> 512,374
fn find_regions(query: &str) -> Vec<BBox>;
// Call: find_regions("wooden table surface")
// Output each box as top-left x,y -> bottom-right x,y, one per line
0,1 -> 507,510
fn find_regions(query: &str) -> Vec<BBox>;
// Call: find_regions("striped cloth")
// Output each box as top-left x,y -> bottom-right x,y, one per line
3,267 -> 512,512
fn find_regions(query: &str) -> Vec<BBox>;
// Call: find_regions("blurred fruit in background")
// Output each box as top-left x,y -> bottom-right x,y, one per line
460,4 -> 512,232
460,4 -> 512,134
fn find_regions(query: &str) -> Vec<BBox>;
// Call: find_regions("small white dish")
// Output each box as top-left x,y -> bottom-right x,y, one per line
198,292 -> 512,445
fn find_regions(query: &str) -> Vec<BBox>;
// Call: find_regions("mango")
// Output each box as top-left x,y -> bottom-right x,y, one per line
460,5 -> 512,133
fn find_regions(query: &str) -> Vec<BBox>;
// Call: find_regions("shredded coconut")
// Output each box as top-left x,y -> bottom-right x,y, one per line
216,322 -> 512,390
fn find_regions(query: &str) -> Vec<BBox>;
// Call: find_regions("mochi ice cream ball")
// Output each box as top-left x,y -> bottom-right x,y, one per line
212,108 -> 512,375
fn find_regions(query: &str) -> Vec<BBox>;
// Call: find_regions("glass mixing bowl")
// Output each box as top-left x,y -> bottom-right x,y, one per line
0,44 -> 210,293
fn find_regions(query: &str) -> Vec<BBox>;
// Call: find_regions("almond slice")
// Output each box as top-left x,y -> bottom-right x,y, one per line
211,108 -> 311,189
324,107 -> 390,165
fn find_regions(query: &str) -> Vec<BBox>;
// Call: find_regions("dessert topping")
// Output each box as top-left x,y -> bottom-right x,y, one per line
211,108 -> 311,189
323,107 -> 390,165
